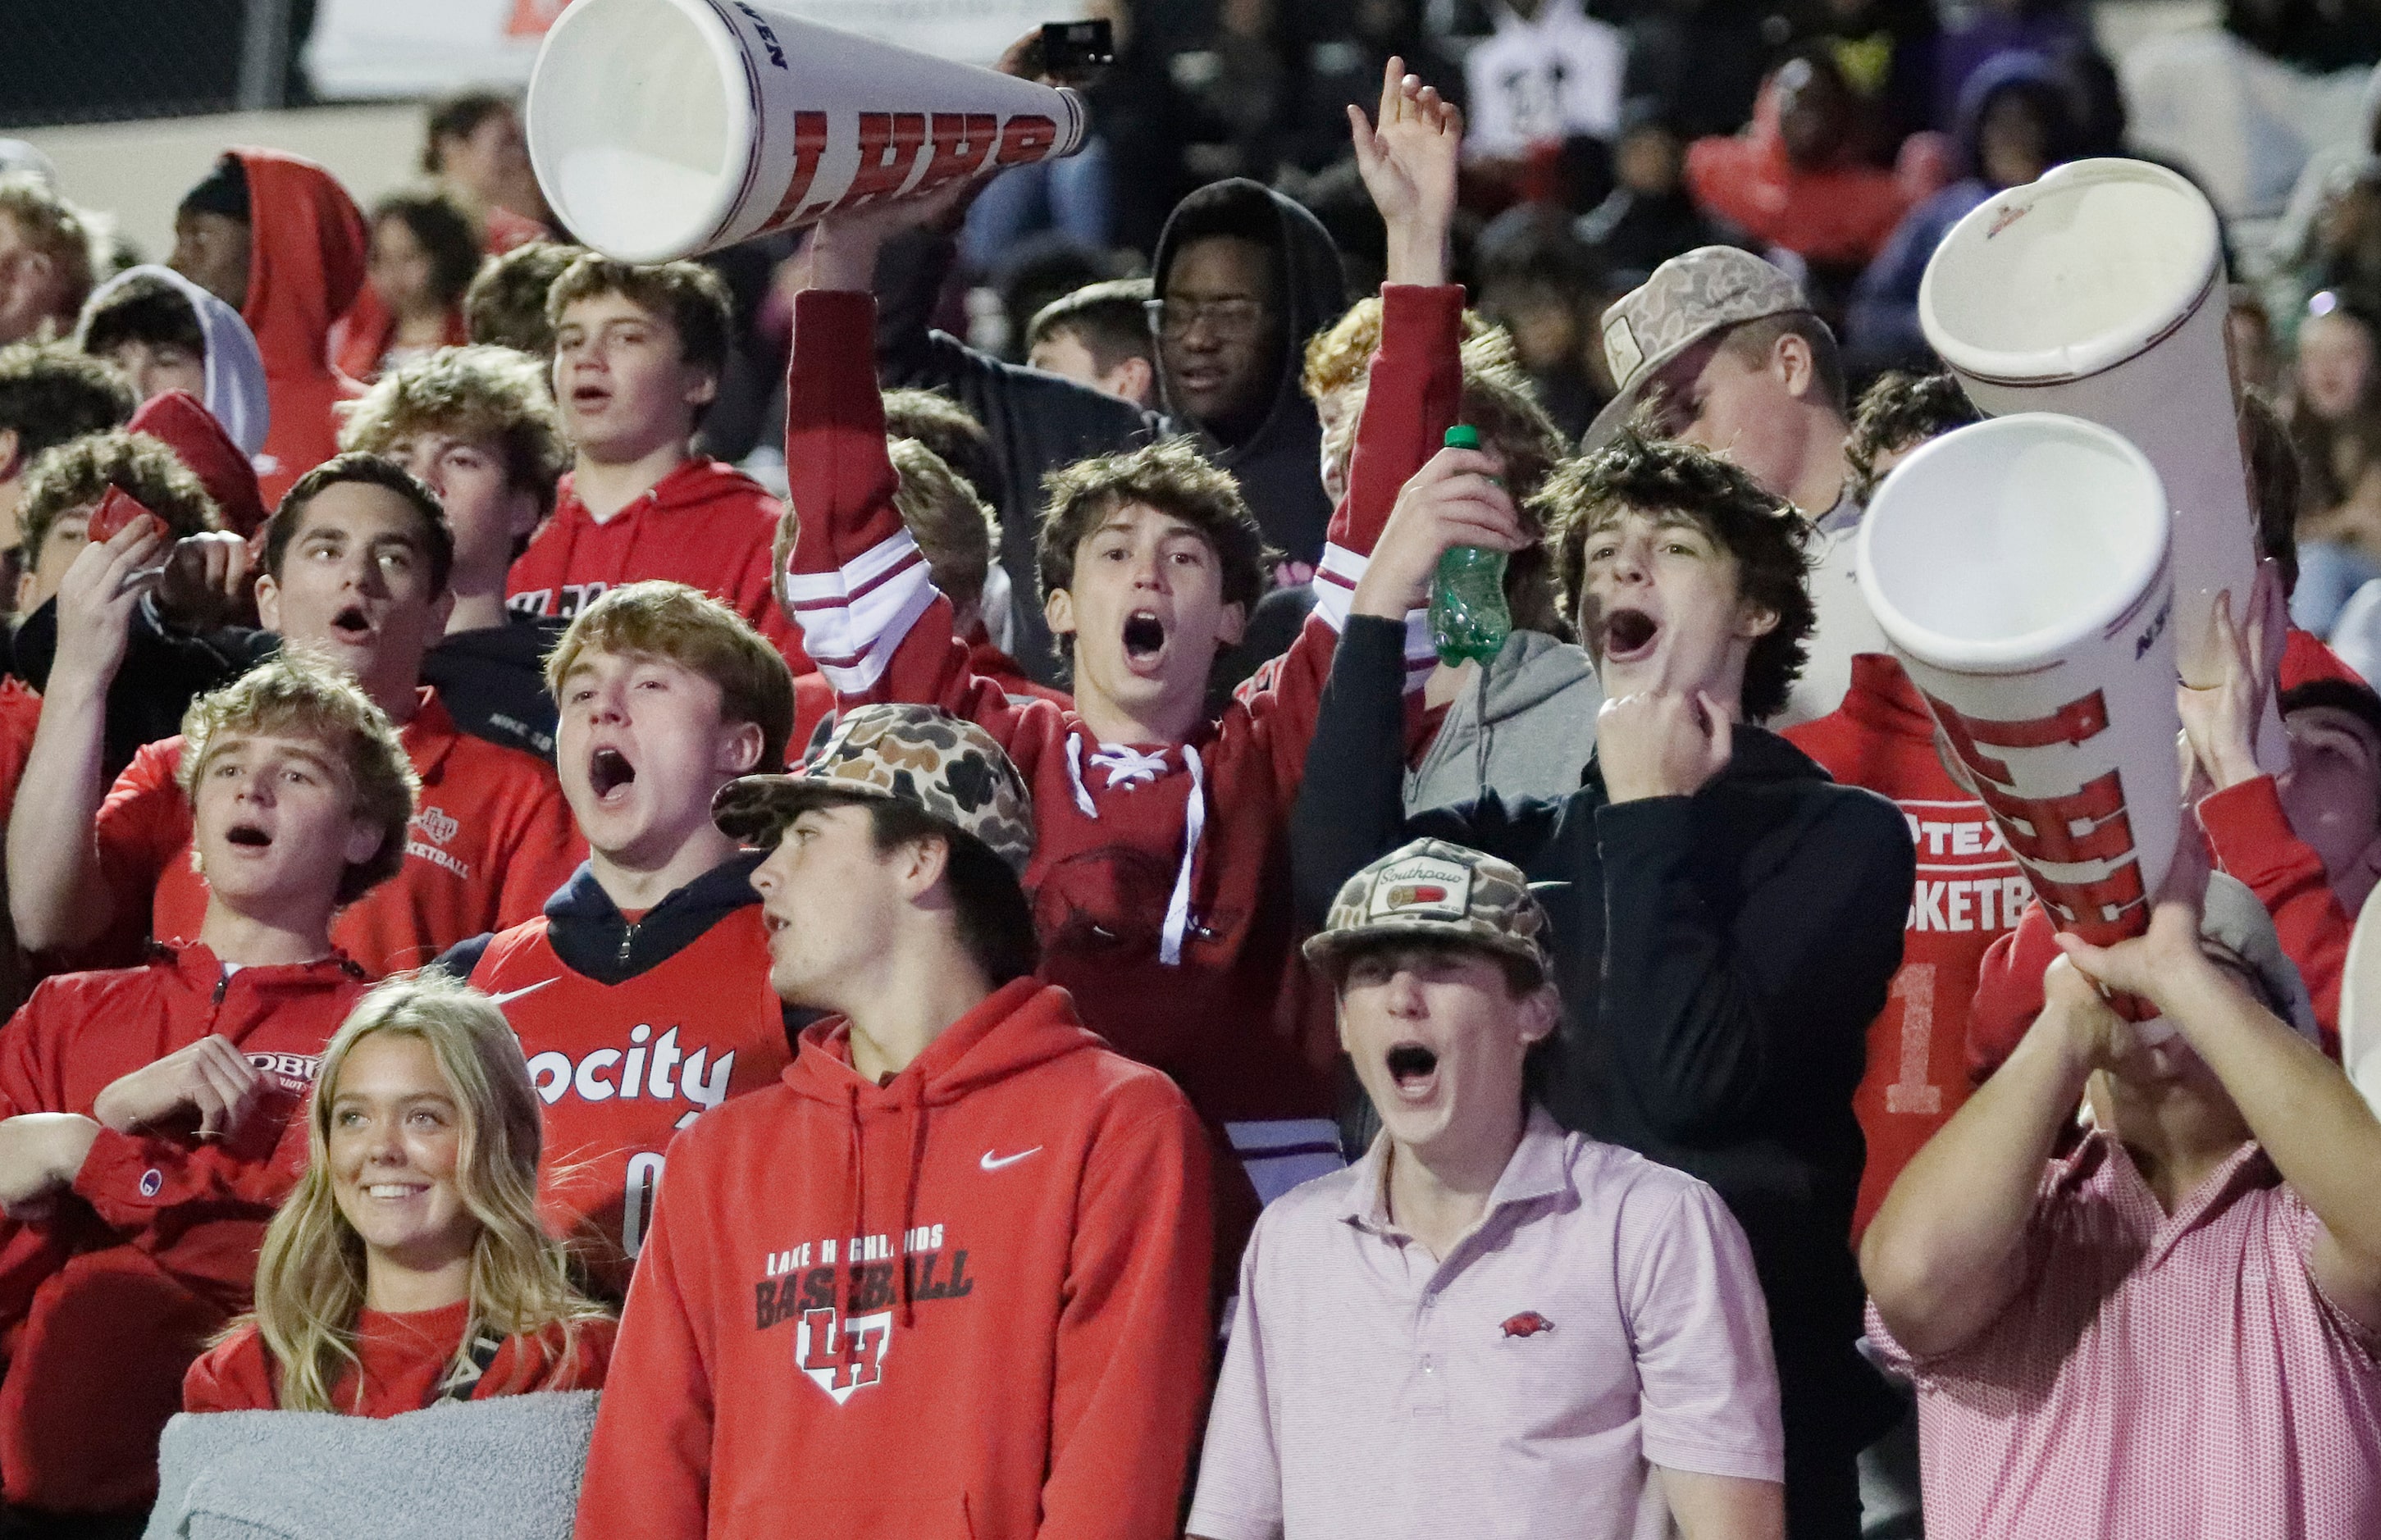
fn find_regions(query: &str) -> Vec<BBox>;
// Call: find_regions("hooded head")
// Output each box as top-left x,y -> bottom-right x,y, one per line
80,263 -> 271,458
1953,50 -> 2082,191
178,150 -> 367,364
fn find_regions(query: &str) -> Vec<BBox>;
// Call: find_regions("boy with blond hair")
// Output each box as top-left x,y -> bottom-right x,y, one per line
340,344 -> 572,758
506,257 -> 804,668
0,655 -> 413,1526
440,581 -> 798,1291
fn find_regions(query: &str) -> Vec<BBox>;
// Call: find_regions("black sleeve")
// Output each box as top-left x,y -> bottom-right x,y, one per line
16,601 -> 275,776
1593,784 -> 1913,1144
431,934 -> 494,980
1290,615 -> 1416,927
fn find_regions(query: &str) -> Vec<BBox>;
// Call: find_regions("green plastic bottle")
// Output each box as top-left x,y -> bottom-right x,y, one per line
1429,424 -> 1511,667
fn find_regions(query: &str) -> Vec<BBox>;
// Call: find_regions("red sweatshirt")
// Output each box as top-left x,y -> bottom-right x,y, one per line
466,886 -> 793,1292
330,285 -> 469,385
781,284 -> 1457,1126
1784,654 -> 1998,1236
1682,80 -> 1927,267
506,458 -> 810,671
574,978 -> 1212,1540
95,690 -> 582,977
1967,628 -> 2362,1078
185,1304 -> 615,1415
0,945 -> 370,1510
232,149 -> 367,506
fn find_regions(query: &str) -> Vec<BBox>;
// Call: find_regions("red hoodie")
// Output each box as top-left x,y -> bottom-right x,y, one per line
575,978 -> 1212,1540
231,149 -> 367,507
330,285 -> 469,385
1683,80 -> 1933,267
781,283 -> 1455,1128
1784,654 -> 1997,1236
506,457 -> 809,672
791,640 -> 1070,759
130,390 -> 268,539
0,944 -> 370,1511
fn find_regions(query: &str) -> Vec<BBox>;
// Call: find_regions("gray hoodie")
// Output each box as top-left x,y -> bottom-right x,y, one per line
80,263 -> 270,458
1403,628 -> 1603,813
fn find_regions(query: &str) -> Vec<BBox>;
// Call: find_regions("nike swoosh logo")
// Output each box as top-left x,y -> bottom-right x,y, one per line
979,1146 -> 1042,1172
487,979 -> 559,1008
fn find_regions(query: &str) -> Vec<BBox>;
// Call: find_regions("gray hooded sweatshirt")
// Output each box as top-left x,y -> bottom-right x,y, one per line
1404,628 -> 1603,813
80,263 -> 271,458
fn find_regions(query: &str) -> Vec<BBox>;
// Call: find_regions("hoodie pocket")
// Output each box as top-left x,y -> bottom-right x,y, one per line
741,1493 -> 975,1538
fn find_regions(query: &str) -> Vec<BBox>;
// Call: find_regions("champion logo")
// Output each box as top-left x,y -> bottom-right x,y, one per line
139,1169 -> 163,1198
413,806 -> 459,845
1500,1311 -> 1554,1339
979,1146 -> 1041,1172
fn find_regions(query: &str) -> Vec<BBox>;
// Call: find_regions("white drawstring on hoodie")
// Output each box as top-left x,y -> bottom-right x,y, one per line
1063,732 -> 1207,965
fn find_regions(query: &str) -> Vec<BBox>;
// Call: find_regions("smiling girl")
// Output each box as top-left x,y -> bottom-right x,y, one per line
184,973 -> 614,1415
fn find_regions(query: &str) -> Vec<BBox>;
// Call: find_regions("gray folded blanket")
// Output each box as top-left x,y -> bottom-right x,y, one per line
144,1390 -> 600,1540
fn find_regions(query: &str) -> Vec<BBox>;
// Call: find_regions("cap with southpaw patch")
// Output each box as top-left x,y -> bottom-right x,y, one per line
1585,245 -> 1811,451
710,702 -> 1036,876
1303,838 -> 1553,984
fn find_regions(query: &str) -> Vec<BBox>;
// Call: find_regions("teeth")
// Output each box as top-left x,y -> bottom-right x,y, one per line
364,1184 -> 422,1199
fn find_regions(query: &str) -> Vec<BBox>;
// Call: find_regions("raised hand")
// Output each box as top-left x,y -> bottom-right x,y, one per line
1348,55 -> 1462,286
2176,567 -> 2280,794
1349,445 -> 1526,617
155,530 -> 255,633
50,512 -> 166,697
1597,690 -> 1735,804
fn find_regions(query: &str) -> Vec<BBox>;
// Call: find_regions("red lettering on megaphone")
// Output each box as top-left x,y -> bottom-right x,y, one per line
1970,769 -> 2136,866
832,113 -> 929,215
768,112 -> 832,226
915,112 -> 998,195
1926,690 -> 2111,785
2023,859 -> 2146,945
997,116 -> 1060,166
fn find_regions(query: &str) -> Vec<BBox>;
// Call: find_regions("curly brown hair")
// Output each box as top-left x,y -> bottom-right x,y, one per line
1034,437 -> 1273,650
337,344 -> 568,523
17,428 -> 218,564
464,241 -> 586,357
1845,371 -> 1979,506
1541,429 -> 1814,721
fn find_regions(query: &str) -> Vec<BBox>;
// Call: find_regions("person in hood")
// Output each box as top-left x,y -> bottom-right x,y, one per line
506,256 -> 806,671
0,655 -> 411,1524
1292,431 -> 1914,1540
340,344 -> 571,760
0,342 -> 135,571
573,702 -> 1212,1539
78,264 -> 272,464
1191,840 -> 1785,1540
1846,51 -> 2080,373
9,453 -> 582,977
437,583 -> 799,1295
171,150 -> 369,507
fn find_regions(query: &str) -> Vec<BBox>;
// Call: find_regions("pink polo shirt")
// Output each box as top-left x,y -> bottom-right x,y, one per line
1868,1131 -> 2381,1540
1189,1107 -> 1783,1540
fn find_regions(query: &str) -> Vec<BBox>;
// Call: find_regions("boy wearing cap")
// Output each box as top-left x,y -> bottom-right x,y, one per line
1193,837 -> 1785,1540
1293,431 -> 1912,1539
1863,856 -> 2381,1540
1587,245 -> 1874,726
576,702 -> 1213,1540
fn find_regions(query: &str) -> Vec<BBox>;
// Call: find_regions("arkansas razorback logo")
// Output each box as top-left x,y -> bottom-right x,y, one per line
1500,1311 -> 1554,1339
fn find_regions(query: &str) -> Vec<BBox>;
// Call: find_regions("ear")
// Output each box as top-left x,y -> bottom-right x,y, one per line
427,586 -> 456,636
1215,599 -> 1248,649
1044,585 -> 1077,643
1733,595 -> 1780,642
12,567 -> 31,617
0,427 -> 19,485
1515,982 -> 1560,1046
255,572 -> 282,631
1105,357 -> 1156,408
1773,332 -> 1815,401
505,487 -> 541,544
718,718 -> 765,777
685,367 -> 719,412
895,829 -> 952,902
343,813 -> 386,869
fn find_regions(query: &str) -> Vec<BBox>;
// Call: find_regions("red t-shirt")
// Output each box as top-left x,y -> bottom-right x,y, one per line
185,1302 -> 615,1415
94,690 -> 584,976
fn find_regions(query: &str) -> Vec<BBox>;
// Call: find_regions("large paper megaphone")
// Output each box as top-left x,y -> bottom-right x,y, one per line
1918,157 -> 2283,771
526,0 -> 1088,262
1859,414 -> 2183,946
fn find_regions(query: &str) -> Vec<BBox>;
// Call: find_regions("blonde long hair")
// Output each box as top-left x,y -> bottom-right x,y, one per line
240,973 -> 609,1413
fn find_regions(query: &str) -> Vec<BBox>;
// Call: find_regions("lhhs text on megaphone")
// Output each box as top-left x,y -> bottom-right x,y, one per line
1858,413 -> 2185,948
527,0 -> 1089,263
1917,157 -> 2286,774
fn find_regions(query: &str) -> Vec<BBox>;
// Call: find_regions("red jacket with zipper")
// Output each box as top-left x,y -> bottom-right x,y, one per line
575,978 -> 1213,1540
505,457 -> 809,671
0,944 -> 371,1512
780,284 -> 1457,1127
232,149 -> 368,506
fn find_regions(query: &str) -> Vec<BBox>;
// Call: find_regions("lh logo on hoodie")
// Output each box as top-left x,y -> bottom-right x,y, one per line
796,1309 -> 893,1403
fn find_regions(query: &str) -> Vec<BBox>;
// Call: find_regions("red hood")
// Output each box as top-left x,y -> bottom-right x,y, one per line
555,456 -> 776,520
233,148 -> 367,368
129,390 -> 266,538
1836,653 -> 1940,743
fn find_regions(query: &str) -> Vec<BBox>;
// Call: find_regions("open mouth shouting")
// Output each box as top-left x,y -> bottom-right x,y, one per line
223,822 -> 272,852
1120,611 -> 1169,675
568,380 -> 613,415
327,604 -> 376,645
1602,607 -> 1659,666
587,746 -> 636,805
1384,1041 -> 1440,1103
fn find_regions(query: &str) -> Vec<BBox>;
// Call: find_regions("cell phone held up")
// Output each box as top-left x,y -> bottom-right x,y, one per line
1035,19 -> 1114,82
87,486 -> 160,545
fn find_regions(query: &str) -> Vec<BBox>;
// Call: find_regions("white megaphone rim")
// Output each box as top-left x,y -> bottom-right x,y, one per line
1856,412 -> 2170,673
527,0 -> 757,264
1917,157 -> 2221,388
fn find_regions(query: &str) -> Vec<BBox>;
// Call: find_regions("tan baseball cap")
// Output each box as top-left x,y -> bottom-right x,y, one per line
1585,245 -> 1810,450
711,703 -> 1037,876
1302,838 -> 1553,984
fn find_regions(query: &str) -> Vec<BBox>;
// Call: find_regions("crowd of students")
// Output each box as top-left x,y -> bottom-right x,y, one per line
0,16 -> 2374,1540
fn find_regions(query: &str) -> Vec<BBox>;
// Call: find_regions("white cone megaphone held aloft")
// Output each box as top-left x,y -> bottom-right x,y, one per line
1859,413 -> 2183,947
526,0 -> 1088,263
1918,157 -> 2283,771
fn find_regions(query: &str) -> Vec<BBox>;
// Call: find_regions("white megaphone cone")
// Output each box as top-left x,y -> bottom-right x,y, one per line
1918,157 -> 2285,773
1859,413 -> 2183,946
526,0 -> 1088,263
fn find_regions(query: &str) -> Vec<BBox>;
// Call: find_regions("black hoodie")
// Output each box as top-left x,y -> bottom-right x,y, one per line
1149,179 -> 1348,573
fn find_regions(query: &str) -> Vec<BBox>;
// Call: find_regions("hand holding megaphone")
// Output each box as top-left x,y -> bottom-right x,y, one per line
2177,568 -> 2287,799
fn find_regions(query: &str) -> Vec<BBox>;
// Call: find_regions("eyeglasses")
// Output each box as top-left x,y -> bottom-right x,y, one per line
1146,297 -> 1269,340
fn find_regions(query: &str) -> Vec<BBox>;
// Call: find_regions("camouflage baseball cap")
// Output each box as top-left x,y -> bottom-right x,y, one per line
1302,838 -> 1553,983
711,703 -> 1036,876
1585,245 -> 1810,450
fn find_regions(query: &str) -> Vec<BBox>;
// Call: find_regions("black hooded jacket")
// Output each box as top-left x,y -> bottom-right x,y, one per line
1149,179 -> 1348,575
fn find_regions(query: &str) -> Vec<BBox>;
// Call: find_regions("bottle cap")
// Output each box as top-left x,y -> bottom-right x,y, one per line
1444,424 -> 1480,450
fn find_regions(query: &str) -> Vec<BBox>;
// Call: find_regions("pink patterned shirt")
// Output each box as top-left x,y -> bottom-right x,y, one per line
1868,1132 -> 2381,1540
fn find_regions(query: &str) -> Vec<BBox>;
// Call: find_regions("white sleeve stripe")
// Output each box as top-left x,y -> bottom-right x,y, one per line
787,544 -> 925,613
815,576 -> 939,696
783,527 -> 924,604
786,528 -> 938,695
